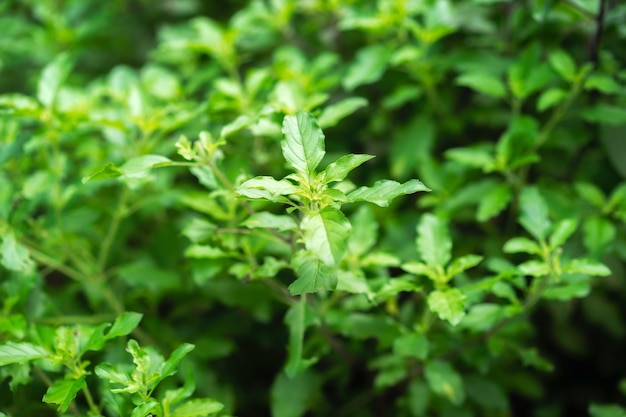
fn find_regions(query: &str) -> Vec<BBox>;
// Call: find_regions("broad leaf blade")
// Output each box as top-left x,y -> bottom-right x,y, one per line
427,288 -> 466,326
160,343 -> 195,381
284,296 -> 318,376
271,370 -> 318,417
317,97 -> 368,128
0,342 -> 49,366
236,176 -> 298,202
417,214 -> 451,269
43,376 -> 86,412
281,112 -> 325,178
503,237 -> 542,255
241,212 -> 297,231
172,398 -> 224,417
347,179 -> 430,207
301,207 -> 351,266
107,312 -> 143,339
519,186 -> 551,241
446,255 -> 483,278
549,218 -> 578,250
37,52 -> 73,108
1,233 -> 34,272
564,259 -> 611,276
424,360 -> 465,405
321,154 -> 374,184
288,251 -> 338,295
477,183 -> 511,222
82,155 -> 172,183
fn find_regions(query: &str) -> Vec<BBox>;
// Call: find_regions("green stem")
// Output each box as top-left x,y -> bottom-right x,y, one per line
97,187 -> 129,272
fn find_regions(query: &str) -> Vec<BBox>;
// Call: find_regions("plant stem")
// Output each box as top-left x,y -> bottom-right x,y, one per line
97,187 -> 129,273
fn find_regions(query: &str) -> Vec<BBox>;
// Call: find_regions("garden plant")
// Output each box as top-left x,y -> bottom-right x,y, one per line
1,0 -> 626,416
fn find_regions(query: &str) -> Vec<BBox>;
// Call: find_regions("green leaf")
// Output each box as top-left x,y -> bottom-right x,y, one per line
424,360 -> 465,405
83,312 -> 142,353
301,207 -> 351,266
537,88 -> 568,112
120,155 -> 173,178
236,176 -> 298,202
456,72 -> 506,98
343,45 -> 392,91
172,398 -> 224,417
549,218 -> 578,250
519,260 -> 550,277
516,347 -> 554,371
446,255 -> 483,278
584,73 -> 622,94
284,296 -> 318,376
427,288 -> 466,326
402,262 -> 438,281
543,274 -> 592,300
393,332 -> 429,360
220,115 -> 252,139
288,251 -> 338,295
37,52 -> 73,107
42,376 -> 86,412
564,259 -> 611,276
281,112 -> 325,179
317,97 -> 368,128
108,312 -> 143,339
581,104 -> 626,125
184,245 -> 229,259
348,179 -> 430,207
241,212 -> 298,231
503,237 -> 542,255
548,50 -> 577,81
417,213 -> 451,269
81,163 -> 124,183
445,146 -> 495,171
408,379 -> 429,416
519,186 -> 551,241
347,205 -> 378,256
583,216 -> 616,257
335,270 -> 371,295
1,233 -> 33,272
589,404 -> 626,417
271,371 -> 318,417
376,278 -> 422,299
461,304 -> 506,332
131,399 -> 162,417
321,154 -> 374,184
575,181 -> 606,207
0,342 -> 49,366
477,183 -> 512,221
160,343 -> 196,381
95,363 -> 132,385
82,155 -> 172,183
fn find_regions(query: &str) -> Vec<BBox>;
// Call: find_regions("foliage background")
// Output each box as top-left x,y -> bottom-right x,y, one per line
1,0 -> 626,416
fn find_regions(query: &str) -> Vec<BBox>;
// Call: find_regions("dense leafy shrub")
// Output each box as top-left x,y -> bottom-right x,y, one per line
1,0 -> 626,416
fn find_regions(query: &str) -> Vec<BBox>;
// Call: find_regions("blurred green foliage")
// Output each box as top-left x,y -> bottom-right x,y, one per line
1,0 -> 626,416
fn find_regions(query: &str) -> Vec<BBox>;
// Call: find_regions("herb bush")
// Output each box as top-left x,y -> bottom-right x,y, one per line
1,0 -> 626,416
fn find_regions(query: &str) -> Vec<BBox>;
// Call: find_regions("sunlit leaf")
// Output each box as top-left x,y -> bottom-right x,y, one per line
43,376 -> 85,412
348,179 -> 430,207
301,207 -> 351,266
519,186 -> 551,241
0,342 -> 50,366
288,251 -> 338,295
424,360 -> 465,405
281,112 -> 325,179
427,288 -> 466,326
321,154 -> 374,184
417,214 -> 451,269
